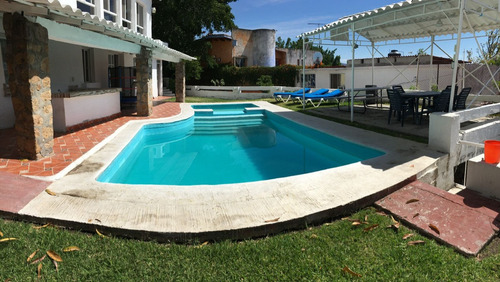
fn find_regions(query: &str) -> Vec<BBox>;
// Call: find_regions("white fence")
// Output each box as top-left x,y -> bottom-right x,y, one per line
429,103 -> 500,189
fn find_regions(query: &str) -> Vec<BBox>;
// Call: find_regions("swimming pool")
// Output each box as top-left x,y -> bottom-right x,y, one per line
97,103 -> 384,185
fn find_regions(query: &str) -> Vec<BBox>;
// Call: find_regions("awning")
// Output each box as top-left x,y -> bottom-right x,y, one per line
303,0 -> 500,45
0,0 -> 195,62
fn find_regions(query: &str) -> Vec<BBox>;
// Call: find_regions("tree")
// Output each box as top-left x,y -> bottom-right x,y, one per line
276,37 -> 342,66
152,0 -> 237,81
480,29 -> 500,65
152,0 -> 236,54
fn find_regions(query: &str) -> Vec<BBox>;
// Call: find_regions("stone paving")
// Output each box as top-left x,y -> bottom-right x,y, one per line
0,99 -> 180,177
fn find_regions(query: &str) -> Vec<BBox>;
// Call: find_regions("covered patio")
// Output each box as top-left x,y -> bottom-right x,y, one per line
300,0 -> 500,122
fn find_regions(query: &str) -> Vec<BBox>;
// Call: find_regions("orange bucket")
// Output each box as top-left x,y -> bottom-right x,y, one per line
484,140 -> 500,164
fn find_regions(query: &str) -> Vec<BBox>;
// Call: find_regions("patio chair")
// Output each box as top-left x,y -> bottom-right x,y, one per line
273,88 -> 311,102
418,87 -> 452,124
453,87 -> 471,111
392,85 -> 405,94
387,88 -> 412,127
365,85 -> 379,106
300,89 -> 345,107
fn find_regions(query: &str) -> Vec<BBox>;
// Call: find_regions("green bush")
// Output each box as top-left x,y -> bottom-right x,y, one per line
256,75 -> 273,86
191,64 -> 298,86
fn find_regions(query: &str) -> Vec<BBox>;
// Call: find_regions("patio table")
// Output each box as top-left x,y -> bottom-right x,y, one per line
401,91 -> 441,124
337,86 -> 389,113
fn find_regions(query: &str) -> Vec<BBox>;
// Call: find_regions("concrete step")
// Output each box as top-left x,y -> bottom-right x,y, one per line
375,180 -> 500,256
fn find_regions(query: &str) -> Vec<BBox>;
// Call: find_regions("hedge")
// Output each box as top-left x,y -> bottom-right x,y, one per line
190,64 -> 298,86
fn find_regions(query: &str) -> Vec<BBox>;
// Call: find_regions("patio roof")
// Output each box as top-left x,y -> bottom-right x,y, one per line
302,0 -> 500,45
0,0 -> 195,62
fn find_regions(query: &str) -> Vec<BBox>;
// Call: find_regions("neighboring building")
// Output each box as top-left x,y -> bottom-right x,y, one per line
203,28 -> 316,67
0,0 -> 194,160
300,54 -> 464,90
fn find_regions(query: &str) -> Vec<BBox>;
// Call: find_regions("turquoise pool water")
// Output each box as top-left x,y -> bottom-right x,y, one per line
97,104 -> 384,185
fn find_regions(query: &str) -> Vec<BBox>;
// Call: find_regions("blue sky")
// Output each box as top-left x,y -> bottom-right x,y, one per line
229,0 -> 484,63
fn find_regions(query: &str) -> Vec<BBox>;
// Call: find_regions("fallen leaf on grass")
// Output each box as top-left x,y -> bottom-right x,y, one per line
375,210 -> 387,216
0,238 -> 17,243
63,246 -> 80,252
429,224 -> 440,235
351,220 -> 363,226
45,189 -> 56,196
30,255 -> 46,265
264,217 -> 280,223
33,223 -> 51,229
310,234 -> 318,239
364,215 -> 369,222
342,266 -> 362,277
47,250 -> 63,262
406,199 -> 419,204
53,260 -> 59,273
27,249 -> 39,262
37,263 -> 42,279
96,229 -> 108,238
402,233 -> 414,240
407,240 -> 425,245
390,215 -> 398,224
363,224 -> 379,232
0,230 -> 3,237
195,241 -> 209,248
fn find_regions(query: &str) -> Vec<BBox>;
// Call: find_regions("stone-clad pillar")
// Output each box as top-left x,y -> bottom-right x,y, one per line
175,61 -> 185,103
136,47 -> 153,116
3,13 -> 53,160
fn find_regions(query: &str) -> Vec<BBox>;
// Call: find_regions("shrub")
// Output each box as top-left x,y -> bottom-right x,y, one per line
256,75 -> 273,86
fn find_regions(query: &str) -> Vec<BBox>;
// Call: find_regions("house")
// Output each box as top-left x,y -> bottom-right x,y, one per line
203,28 -> 316,67
0,0 -> 194,160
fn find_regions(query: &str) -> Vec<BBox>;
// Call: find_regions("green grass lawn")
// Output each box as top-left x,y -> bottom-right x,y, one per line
2,97 -> 499,280
2,208 -> 500,281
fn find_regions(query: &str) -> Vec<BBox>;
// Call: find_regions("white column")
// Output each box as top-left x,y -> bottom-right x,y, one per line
95,0 -> 104,18
131,0 -> 137,32
449,0 -> 466,112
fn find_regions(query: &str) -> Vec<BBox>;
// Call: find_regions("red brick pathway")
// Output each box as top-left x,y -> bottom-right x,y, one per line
0,101 -> 180,177
376,180 -> 500,256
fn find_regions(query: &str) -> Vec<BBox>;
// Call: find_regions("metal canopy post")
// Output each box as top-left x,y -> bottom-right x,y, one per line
430,35 -> 435,90
371,41 -> 375,85
449,0 -> 466,112
350,23 -> 356,122
302,36 -> 306,110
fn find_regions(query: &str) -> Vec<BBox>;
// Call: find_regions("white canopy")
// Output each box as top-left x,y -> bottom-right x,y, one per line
303,0 -> 500,45
300,0 -> 500,120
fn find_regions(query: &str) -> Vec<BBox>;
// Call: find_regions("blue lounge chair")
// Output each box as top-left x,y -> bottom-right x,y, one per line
273,88 -> 311,102
296,89 -> 345,107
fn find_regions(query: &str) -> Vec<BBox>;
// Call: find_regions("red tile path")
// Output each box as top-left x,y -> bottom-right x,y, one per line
0,100 -> 180,177
376,180 -> 500,256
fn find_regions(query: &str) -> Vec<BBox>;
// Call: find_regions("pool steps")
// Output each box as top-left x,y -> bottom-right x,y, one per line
193,108 -> 266,135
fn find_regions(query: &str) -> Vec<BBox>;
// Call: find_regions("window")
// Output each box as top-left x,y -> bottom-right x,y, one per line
235,57 -> 246,67
82,49 -> 95,82
122,0 -> 131,28
77,0 -> 95,14
300,74 -> 316,88
108,54 -> 119,68
103,0 -> 117,22
136,3 -> 144,34
330,74 -> 342,89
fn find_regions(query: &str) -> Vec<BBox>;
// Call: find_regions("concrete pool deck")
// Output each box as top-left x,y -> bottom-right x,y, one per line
12,101 -> 444,241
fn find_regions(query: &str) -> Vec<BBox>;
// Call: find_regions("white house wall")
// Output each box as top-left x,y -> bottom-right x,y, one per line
49,41 -> 85,93
302,65 -> 454,91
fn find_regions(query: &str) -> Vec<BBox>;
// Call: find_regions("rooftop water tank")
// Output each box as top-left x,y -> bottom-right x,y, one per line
388,50 -> 401,57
